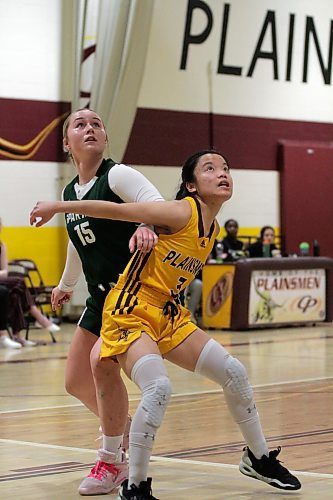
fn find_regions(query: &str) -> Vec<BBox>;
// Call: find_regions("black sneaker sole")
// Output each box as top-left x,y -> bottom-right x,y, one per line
239,462 -> 301,491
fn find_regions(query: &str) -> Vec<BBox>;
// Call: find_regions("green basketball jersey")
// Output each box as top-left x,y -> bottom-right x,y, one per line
63,159 -> 137,286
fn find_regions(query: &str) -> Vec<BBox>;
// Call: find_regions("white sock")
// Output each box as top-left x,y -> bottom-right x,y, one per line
102,434 -> 123,462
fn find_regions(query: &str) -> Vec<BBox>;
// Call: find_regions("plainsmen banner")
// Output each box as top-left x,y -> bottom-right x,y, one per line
248,268 -> 326,325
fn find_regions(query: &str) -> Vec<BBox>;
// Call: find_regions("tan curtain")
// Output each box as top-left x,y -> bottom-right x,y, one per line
71,0 -> 154,161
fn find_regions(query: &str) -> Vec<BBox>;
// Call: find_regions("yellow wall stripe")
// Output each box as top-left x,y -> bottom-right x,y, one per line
2,225 -> 281,288
2,227 -> 68,286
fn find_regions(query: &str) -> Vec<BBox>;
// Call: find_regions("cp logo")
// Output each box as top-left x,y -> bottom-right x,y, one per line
297,295 -> 318,313
206,272 -> 233,316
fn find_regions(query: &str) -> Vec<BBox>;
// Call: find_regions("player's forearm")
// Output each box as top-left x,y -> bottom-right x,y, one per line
59,200 -> 128,220
58,241 -> 82,292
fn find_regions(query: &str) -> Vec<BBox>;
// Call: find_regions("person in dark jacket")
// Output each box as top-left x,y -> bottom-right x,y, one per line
247,226 -> 281,258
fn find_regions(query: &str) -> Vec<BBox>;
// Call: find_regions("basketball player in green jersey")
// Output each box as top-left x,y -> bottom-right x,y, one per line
31,150 -> 301,499
49,109 -> 164,495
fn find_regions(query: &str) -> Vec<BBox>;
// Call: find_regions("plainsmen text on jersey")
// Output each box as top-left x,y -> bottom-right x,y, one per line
117,196 -> 219,300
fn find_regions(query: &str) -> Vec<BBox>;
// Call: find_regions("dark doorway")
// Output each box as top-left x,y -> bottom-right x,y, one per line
279,140 -> 333,257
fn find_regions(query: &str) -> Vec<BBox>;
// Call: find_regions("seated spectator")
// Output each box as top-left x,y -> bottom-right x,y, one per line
0,217 -> 60,346
0,285 -> 22,349
247,225 -> 281,258
209,219 -> 245,262
221,219 -> 245,261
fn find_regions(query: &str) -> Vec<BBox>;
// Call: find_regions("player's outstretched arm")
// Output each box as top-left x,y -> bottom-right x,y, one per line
30,199 -> 192,234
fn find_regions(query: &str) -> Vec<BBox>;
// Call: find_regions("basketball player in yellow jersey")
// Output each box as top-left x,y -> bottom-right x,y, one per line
31,150 -> 301,499
98,194 -> 219,360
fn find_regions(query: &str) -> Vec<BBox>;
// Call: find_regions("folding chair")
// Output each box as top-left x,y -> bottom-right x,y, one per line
8,260 -> 57,342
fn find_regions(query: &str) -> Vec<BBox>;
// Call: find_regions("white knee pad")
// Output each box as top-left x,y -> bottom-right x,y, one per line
142,375 -> 172,428
195,339 -> 262,446
224,356 -> 253,402
195,339 -> 253,402
131,354 -> 172,429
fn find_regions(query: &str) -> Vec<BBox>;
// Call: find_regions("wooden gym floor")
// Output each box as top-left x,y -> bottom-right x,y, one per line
1,321 -> 333,499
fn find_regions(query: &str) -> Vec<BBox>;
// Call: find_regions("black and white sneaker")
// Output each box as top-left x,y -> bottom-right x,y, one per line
118,477 -> 158,499
239,446 -> 301,490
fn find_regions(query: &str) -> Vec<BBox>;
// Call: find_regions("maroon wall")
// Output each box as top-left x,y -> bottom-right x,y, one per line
0,98 -> 70,162
124,108 -> 333,169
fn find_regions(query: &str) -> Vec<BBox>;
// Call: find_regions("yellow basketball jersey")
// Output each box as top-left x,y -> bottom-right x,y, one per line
117,196 -> 219,300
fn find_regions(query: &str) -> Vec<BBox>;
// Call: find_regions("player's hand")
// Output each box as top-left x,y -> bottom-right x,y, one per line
129,225 -> 158,254
30,201 -> 59,227
51,287 -> 72,311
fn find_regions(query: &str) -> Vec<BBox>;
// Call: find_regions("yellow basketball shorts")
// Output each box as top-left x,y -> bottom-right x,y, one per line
100,286 -> 197,359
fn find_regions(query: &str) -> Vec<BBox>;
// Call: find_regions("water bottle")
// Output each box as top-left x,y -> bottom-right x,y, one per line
262,239 -> 271,258
299,241 -> 310,256
215,240 -> 224,263
313,240 -> 320,257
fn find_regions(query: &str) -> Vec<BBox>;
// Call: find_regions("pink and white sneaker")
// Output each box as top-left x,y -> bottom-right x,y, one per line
78,449 -> 128,496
